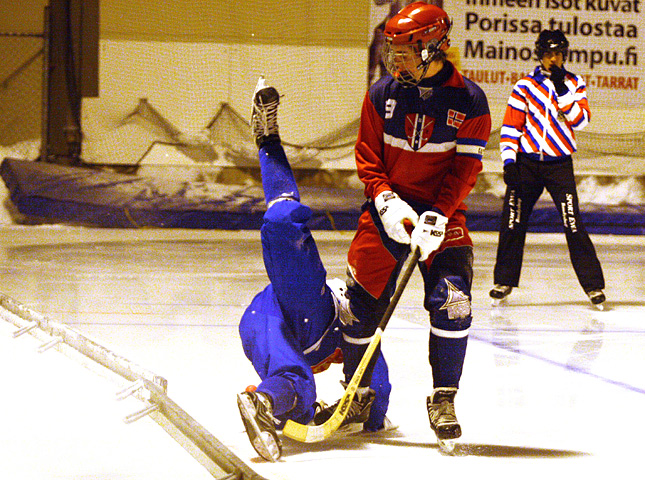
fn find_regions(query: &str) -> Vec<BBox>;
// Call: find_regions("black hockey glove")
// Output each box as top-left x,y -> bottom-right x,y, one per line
550,65 -> 568,95
503,162 -> 521,187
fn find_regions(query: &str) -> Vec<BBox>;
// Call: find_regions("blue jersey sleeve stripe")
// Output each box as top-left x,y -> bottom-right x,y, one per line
456,138 -> 487,147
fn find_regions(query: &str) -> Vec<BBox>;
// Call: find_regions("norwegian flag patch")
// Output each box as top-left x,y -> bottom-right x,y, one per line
447,109 -> 466,128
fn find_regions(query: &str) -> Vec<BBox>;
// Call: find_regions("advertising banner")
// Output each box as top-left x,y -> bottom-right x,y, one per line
446,0 -> 643,105
368,1 -> 643,105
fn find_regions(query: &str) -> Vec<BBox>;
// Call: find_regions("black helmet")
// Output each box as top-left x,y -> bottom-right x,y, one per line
535,29 -> 569,61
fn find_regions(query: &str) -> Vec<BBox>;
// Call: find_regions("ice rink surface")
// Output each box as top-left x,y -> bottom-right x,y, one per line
0,226 -> 643,480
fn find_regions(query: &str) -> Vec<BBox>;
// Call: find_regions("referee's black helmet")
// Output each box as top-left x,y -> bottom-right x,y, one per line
535,29 -> 569,61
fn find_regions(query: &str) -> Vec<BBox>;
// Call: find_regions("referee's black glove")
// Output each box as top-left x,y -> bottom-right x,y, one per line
550,65 -> 568,95
503,162 -> 521,187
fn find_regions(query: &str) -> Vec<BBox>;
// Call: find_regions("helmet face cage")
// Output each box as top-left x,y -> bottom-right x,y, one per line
383,41 -> 428,87
535,29 -> 569,62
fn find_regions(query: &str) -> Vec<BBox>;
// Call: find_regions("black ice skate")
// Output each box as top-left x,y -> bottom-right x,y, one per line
427,387 -> 461,454
251,76 -> 280,147
586,289 -> 606,310
489,284 -> 513,306
237,390 -> 282,462
313,385 -> 375,431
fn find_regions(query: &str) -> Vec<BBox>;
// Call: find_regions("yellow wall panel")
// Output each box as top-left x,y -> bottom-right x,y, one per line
100,0 -> 370,47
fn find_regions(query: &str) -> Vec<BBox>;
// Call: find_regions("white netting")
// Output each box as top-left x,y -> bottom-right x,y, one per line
1,1 -> 645,208
0,33 -> 43,158
487,128 -> 645,158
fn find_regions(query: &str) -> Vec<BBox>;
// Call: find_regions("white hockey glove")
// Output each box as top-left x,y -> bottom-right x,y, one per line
410,211 -> 448,261
375,190 -> 419,245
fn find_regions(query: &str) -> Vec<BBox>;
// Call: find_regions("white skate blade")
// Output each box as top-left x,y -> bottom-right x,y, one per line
593,302 -> 605,311
237,394 -> 280,462
252,432 -> 280,462
438,438 -> 456,454
254,75 -> 267,95
491,297 -> 506,307
336,423 -> 365,436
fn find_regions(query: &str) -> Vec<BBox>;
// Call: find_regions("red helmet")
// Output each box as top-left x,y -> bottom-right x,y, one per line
382,2 -> 452,86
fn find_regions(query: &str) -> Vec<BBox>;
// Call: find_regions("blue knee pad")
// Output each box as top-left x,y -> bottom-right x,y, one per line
427,276 -> 472,333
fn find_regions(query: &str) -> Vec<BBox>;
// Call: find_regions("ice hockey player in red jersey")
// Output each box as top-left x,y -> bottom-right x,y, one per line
315,2 -> 491,451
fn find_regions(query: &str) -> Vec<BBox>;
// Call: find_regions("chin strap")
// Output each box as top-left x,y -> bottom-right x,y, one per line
419,19 -> 452,68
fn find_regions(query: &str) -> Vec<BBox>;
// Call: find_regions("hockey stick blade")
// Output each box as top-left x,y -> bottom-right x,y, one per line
282,248 -> 420,443
283,328 -> 383,442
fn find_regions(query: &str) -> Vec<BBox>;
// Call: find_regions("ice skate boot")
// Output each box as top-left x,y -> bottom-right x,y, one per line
251,76 -> 280,147
585,289 -> 606,311
237,390 -> 281,462
313,384 -> 375,432
489,284 -> 512,306
427,387 -> 461,454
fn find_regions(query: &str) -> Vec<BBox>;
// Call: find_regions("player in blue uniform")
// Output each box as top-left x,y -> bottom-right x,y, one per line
236,77 -> 392,462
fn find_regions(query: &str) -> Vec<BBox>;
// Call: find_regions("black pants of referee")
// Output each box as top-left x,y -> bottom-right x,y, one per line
493,154 -> 605,293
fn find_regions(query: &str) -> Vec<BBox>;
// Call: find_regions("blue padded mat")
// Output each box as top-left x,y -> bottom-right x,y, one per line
2,158 -> 643,234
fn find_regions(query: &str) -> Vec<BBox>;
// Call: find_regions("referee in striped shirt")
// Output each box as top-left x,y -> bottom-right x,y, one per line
489,29 -> 606,309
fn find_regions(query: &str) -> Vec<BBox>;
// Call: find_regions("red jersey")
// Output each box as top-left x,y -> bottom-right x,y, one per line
356,62 -> 491,218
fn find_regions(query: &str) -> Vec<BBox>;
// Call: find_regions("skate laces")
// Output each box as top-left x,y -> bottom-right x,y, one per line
429,399 -> 456,422
345,391 -> 369,418
252,88 -> 279,139
427,389 -> 458,425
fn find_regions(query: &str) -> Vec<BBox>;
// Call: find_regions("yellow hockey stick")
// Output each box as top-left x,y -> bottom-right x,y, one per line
283,248 -> 420,443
